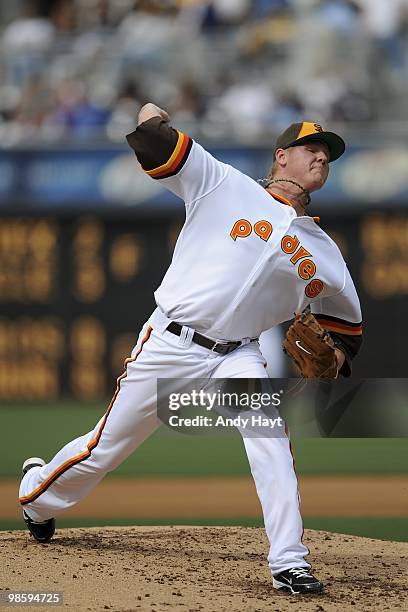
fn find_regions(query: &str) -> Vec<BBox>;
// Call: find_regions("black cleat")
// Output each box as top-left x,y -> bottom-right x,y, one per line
21,458 -> 55,543
273,567 -> 324,594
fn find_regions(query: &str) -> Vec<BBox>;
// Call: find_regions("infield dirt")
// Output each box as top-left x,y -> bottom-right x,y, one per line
1,475 -> 406,519
1,527 -> 407,612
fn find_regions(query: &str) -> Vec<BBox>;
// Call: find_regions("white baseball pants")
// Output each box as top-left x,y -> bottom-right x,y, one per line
19,307 -> 309,575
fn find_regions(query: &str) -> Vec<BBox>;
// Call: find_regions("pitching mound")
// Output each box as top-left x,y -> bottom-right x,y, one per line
1,527 -> 407,611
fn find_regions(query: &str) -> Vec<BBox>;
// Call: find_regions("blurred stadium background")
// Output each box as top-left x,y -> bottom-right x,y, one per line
0,0 -> 407,540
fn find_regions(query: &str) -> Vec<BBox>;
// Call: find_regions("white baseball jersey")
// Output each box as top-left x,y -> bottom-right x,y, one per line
153,142 -> 360,341
127,122 -> 362,359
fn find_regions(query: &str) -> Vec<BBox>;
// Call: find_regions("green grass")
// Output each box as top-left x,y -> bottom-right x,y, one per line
1,403 -> 407,477
303,517 -> 408,542
1,517 -> 406,542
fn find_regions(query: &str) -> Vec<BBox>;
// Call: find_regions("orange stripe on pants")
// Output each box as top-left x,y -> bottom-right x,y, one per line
19,326 -> 153,505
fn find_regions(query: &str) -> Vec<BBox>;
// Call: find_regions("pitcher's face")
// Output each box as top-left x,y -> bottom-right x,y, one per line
277,142 -> 330,192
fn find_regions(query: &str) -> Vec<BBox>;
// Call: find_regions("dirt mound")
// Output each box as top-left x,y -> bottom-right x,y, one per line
1,527 -> 407,611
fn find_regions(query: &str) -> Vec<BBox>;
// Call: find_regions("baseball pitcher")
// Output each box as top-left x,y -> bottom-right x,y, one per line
19,105 -> 363,595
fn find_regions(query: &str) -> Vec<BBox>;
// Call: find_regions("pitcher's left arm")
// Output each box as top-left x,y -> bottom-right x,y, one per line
311,266 -> 363,377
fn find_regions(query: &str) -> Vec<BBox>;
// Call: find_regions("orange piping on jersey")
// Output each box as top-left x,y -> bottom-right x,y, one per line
150,134 -> 190,178
20,326 -> 153,506
270,192 -> 293,207
145,131 -> 184,175
317,320 -> 363,336
146,131 -> 190,178
269,192 -> 320,224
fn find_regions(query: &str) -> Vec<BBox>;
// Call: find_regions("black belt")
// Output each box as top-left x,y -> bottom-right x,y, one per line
166,321 -> 242,355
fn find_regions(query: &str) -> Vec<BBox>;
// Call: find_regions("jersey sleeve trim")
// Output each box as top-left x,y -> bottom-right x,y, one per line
145,131 -> 192,179
314,314 -> 363,336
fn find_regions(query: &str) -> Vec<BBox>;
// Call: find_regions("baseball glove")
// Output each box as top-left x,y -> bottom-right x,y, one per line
283,311 -> 338,378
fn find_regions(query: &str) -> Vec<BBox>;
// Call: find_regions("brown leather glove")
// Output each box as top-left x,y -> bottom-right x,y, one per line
283,311 -> 338,378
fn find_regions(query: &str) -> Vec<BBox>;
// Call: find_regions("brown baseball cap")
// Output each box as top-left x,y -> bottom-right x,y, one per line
275,122 -> 345,162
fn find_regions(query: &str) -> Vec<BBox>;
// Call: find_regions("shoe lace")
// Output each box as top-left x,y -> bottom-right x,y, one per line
288,568 -> 313,579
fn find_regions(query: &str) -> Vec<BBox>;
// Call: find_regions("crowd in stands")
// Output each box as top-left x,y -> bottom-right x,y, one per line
0,0 -> 407,145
